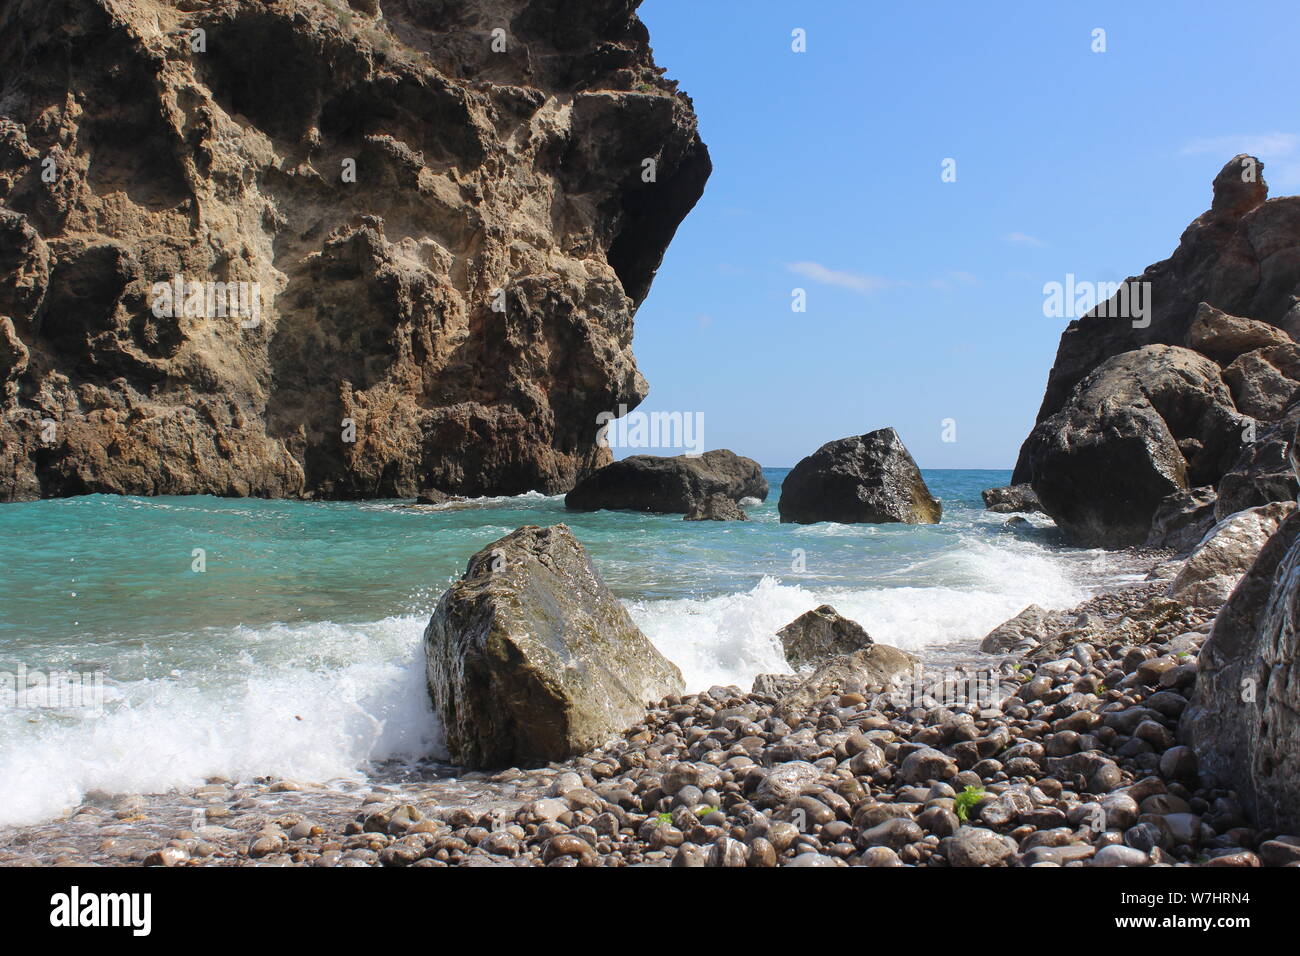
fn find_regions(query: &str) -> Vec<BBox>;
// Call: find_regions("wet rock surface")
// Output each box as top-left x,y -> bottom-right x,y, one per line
981,484 -> 1042,514
777,605 -> 875,669
425,524 -> 683,768
778,428 -> 941,525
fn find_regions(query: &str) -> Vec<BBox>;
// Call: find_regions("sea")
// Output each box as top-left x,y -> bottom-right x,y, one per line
0,468 -> 1140,828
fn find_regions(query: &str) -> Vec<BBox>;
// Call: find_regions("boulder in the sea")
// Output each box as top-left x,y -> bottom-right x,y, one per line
1186,302 -> 1292,362
981,484 -> 1042,514
424,524 -> 684,768
1183,507 -> 1300,832
1145,486 -> 1218,552
1168,500 -> 1296,608
683,493 -> 749,521
980,604 -> 1053,655
777,605 -> 874,669
565,450 -> 767,514
1020,345 -> 1246,547
778,644 -> 918,718
778,428 -> 941,525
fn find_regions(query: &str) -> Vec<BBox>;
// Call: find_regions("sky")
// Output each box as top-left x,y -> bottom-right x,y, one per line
622,0 -> 1300,468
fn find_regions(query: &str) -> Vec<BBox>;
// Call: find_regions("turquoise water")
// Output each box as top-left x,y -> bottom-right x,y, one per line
0,468 -> 1116,826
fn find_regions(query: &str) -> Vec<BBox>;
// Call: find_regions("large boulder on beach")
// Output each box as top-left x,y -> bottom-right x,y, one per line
778,605 -> 874,669
1020,345 -> 1247,547
778,428 -> 941,525
1183,507 -> 1300,832
1169,500 -> 1296,608
981,484 -> 1042,514
565,450 -> 766,514
424,524 -> 683,768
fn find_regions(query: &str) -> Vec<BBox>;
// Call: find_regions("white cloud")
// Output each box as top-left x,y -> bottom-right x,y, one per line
1003,232 -> 1045,247
929,270 -> 981,290
786,261 -> 897,295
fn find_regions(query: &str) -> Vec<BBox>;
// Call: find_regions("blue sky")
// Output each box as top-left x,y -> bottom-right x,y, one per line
624,0 -> 1300,468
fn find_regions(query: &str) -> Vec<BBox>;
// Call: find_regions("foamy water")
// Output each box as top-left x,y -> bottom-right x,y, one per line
0,469 -> 1114,826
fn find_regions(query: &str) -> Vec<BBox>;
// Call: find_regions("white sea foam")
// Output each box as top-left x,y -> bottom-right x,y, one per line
630,535 -> 1093,693
0,615 -> 439,828
0,513 -> 1107,828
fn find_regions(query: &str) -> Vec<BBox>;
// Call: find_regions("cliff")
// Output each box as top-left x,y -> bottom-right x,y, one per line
0,0 -> 710,500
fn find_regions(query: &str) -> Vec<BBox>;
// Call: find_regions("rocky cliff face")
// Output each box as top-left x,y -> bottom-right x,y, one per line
1015,157 -> 1300,545
0,0 -> 710,500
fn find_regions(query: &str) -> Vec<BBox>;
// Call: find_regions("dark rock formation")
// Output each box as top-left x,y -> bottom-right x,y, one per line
1184,505 -> 1300,832
1019,345 -> 1247,547
565,449 -> 766,514
424,524 -> 683,768
981,484 -> 1042,514
778,428 -> 941,525
0,0 -> 709,501
1168,500 -> 1295,608
1215,395 -> 1300,519
683,492 -> 748,521
1013,154 -> 1298,490
1145,486 -> 1218,552
777,605 -> 874,669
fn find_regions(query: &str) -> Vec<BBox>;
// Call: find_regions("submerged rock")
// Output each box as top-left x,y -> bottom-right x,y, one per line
424,524 -> 683,768
778,428 -> 940,525
1168,500 -> 1296,607
415,489 -> 461,506
565,450 -> 766,514
981,484 -> 1042,514
777,605 -> 874,669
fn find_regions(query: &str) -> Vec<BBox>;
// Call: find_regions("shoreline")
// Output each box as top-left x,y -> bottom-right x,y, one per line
1,545 -> 1234,868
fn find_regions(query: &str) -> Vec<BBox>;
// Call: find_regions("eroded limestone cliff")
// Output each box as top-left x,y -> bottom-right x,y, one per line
0,0 -> 710,500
